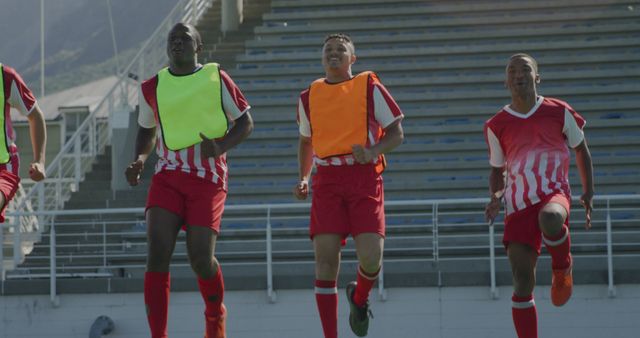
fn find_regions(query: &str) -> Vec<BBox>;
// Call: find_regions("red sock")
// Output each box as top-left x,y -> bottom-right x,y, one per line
353,265 -> 380,307
197,267 -> 225,318
543,225 -> 571,269
511,294 -> 538,338
144,271 -> 170,338
315,280 -> 338,338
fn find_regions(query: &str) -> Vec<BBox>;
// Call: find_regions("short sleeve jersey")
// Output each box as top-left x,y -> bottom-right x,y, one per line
484,96 -> 585,215
139,67 -> 250,189
296,74 -> 403,167
2,65 -> 38,175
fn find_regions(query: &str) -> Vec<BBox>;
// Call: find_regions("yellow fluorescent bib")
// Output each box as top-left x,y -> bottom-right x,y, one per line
309,71 -> 371,158
156,63 -> 227,151
0,64 -> 9,164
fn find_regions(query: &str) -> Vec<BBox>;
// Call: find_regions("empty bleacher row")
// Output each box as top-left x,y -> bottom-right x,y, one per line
5,0 -> 640,293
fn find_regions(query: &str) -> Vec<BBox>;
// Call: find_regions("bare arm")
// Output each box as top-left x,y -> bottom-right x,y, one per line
352,119 -> 404,163
293,135 -> 314,200
26,105 -> 47,181
200,112 -> 254,158
125,126 -> 156,186
485,166 -> 505,224
574,139 -> 594,229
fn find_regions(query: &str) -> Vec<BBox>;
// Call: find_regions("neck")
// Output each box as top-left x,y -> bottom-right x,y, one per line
169,60 -> 200,75
325,69 -> 352,83
510,92 -> 538,114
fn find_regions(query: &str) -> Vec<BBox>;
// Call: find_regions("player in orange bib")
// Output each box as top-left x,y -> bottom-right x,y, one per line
294,33 -> 404,338
125,23 -> 253,338
484,53 -> 595,338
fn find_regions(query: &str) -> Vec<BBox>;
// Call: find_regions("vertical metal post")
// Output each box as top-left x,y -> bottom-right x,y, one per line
489,223 -> 498,299
266,207 -> 276,303
377,263 -> 387,301
433,203 -> 441,286
102,221 -> 107,268
38,184 -> 45,227
606,199 -> 616,297
50,219 -> 59,307
75,135 -> 82,184
191,0 -> 198,23
12,219 -> 21,267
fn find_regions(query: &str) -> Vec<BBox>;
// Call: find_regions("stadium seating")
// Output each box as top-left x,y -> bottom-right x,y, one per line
4,0 -> 639,293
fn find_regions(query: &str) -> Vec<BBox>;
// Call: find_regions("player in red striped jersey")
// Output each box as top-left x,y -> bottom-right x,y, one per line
0,63 -> 47,222
125,23 -> 253,338
294,33 -> 404,338
484,53 -> 594,338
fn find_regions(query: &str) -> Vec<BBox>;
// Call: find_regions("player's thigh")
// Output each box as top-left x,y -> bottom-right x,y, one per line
507,242 -> 538,280
145,207 -> 183,261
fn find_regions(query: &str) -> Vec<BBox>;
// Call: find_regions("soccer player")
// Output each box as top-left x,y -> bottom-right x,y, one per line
125,23 -> 253,338
293,33 -> 404,338
484,53 -> 594,338
0,63 -> 47,220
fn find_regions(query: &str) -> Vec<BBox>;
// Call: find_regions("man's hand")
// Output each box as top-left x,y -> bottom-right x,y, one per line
485,192 -> 503,225
293,180 -> 309,200
352,144 -> 376,164
29,162 -> 46,182
200,132 -> 224,159
580,190 -> 594,230
125,159 -> 144,186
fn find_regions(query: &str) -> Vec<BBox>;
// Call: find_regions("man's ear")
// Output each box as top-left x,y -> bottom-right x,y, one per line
351,54 -> 357,65
535,74 -> 541,84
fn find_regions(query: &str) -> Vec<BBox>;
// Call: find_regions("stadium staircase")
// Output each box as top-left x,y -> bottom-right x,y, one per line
3,0 -> 639,295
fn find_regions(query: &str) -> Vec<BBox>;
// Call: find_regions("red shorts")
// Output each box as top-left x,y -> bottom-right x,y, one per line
0,170 -> 20,223
310,164 -> 385,241
146,170 -> 226,233
503,193 -> 571,255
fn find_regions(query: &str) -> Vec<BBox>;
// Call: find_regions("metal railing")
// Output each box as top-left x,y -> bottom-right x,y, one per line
3,0 -> 215,270
2,194 -> 638,306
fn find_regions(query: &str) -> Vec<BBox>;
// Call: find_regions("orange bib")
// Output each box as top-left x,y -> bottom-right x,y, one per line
309,71 -> 371,159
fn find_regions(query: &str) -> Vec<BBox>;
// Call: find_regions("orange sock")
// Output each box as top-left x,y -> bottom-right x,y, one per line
144,271 -> 170,338
315,280 -> 337,338
511,294 -> 538,338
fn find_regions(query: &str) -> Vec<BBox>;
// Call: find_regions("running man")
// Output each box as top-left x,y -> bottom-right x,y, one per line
484,53 -> 594,338
294,33 -> 404,337
0,63 -> 47,221
125,23 -> 253,338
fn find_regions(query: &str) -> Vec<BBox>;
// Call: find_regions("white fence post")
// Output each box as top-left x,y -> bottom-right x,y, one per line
266,206 -> 276,303
606,199 -> 616,298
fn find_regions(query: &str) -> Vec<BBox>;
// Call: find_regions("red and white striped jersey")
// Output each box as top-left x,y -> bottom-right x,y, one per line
2,65 -> 38,176
139,67 -> 250,190
484,96 -> 586,215
297,74 -> 403,167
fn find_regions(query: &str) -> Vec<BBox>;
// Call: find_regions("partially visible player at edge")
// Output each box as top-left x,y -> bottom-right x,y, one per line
125,23 -> 253,338
0,63 -> 47,222
294,33 -> 404,338
484,53 -> 594,338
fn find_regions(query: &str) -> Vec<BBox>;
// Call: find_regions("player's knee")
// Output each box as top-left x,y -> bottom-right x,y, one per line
539,209 -> 564,229
190,256 -> 215,278
146,254 -> 171,272
512,267 -> 535,292
357,250 -> 382,273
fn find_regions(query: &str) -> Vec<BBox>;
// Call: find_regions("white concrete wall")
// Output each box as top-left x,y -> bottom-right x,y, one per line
1,285 -> 638,338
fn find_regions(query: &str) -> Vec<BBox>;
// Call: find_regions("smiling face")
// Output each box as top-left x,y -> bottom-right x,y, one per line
505,54 -> 540,98
166,23 -> 202,66
321,37 -> 356,76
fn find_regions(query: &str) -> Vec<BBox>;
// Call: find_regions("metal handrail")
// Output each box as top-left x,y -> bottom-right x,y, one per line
2,194 -> 638,306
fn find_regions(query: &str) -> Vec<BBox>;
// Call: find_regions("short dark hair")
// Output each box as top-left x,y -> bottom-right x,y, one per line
171,22 -> 203,45
323,33 -> 354,52
509,53 -> 538,73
